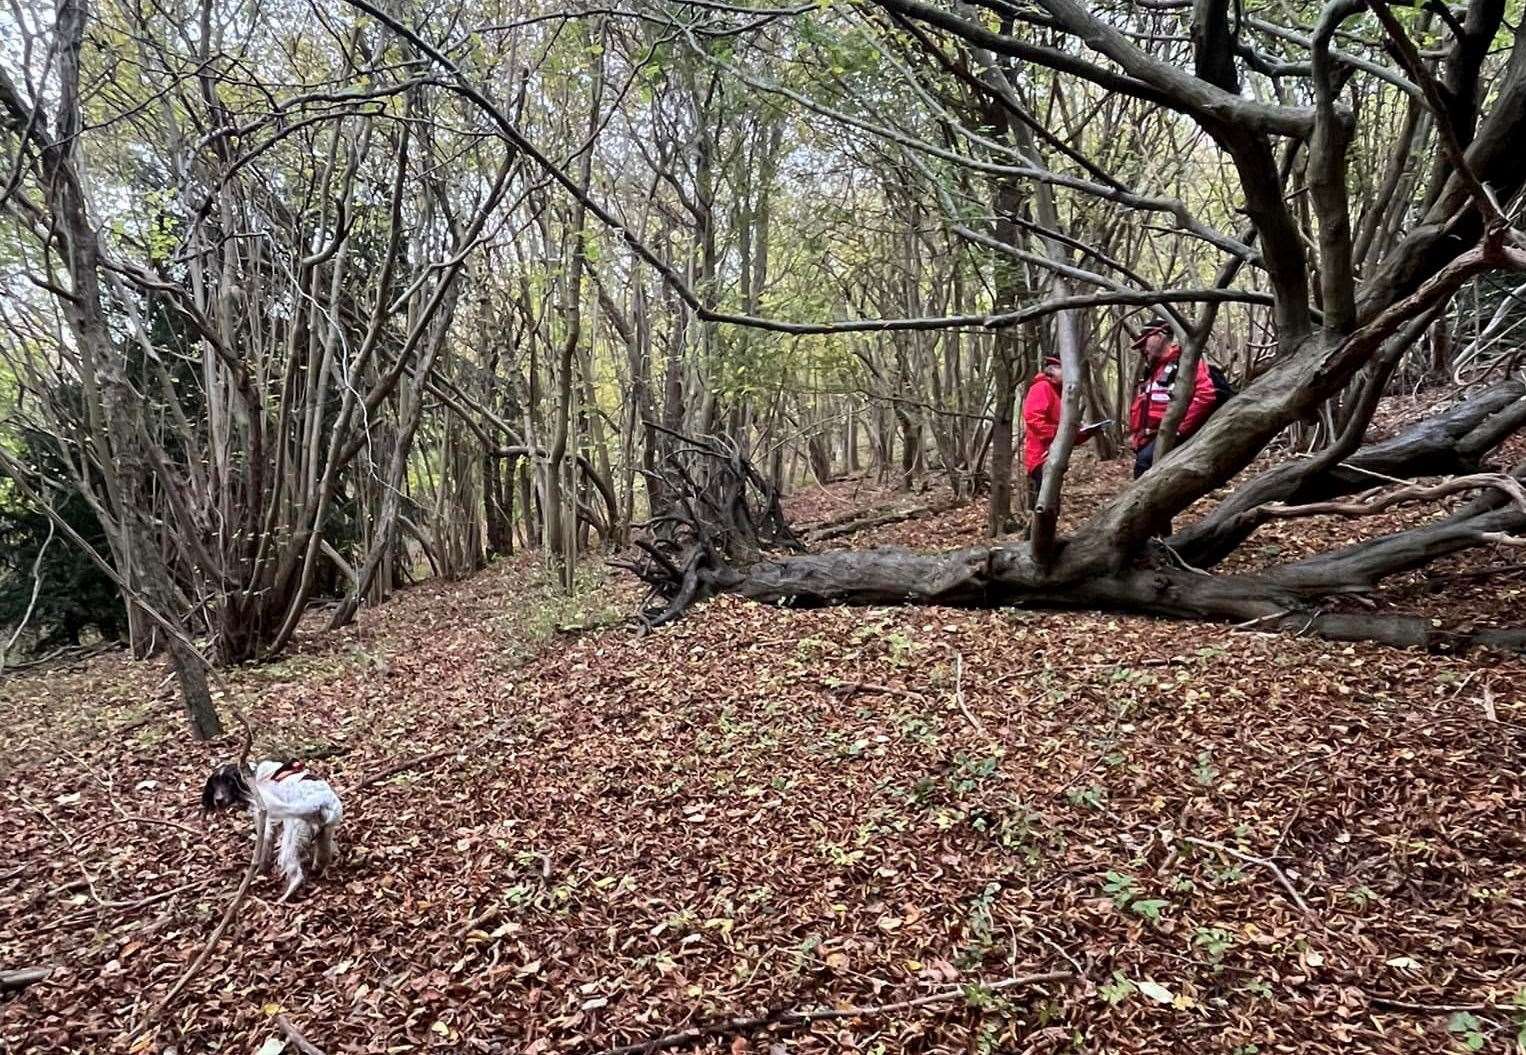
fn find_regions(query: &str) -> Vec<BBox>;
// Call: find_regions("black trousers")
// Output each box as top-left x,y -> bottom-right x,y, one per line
1133,438 -> 1158,479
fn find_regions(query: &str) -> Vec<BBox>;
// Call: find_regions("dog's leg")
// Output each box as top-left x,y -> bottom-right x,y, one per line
313,822 -> 336,876
275,821 -> 306,902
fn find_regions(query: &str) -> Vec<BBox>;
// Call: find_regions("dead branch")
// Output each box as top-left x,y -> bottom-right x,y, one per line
801,501 -> 954,543
0,641 -> 122,675
597,970 -> 1075,1054
1263,473 -> 1526,522
350,749 -> 454,793
275,1013 -> 329,1055
1178,834 -> 1313,916
826,681 -> 927,702
1477,531 -> 1526,547
109,701 -> 178,738
1369,995 -> 1496,1014
148,813 -> 269,1020
952,652 -> 987,736
77,815 -> 202,841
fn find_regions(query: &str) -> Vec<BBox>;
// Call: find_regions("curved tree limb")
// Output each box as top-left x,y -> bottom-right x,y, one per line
1262,472 -> 1526,521
1170,379 -> 1526,564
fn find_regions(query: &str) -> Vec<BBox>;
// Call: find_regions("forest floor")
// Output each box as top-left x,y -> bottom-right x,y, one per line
4,406 -> 1526,1055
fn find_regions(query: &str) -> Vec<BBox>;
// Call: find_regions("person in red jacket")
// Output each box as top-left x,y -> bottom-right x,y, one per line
1128,317 -> 1217,478
1022,356 -> 1099,505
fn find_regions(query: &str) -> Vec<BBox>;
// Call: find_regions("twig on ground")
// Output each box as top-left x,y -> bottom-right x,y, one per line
826,681 -> 927,702
109,702 -> 178,738
598,971 -> 1076,1054
0,966 -> 55,992
0,641 -> 121,675
1271,768 -> 1317,859
952,652 -> 987,736
1271,746 -> 1340,782
1179,834 -> 1313,916
1369,995 -> 1495,1014
148,812 -> 268,1021
990,657 -> 1177,688
78,815 -> 202,841
1035,933 -> 1086,977
275,1013 -> 329,1055
27,878 -> 219,935
296,742 -> 352,762
1230,610 -> 1294,632
351,749 -> 454,792
24,798 -> 103,907
801,501 -> 951,543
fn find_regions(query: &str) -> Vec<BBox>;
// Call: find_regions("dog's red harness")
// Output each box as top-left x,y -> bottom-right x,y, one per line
269,760 -> 307,782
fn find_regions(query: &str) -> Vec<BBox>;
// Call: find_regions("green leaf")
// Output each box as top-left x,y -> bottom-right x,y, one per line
1098,971 -> 1135,1005
1448,1012 -> 1481,1033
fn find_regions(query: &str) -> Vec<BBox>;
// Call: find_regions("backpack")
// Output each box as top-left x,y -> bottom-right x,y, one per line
1151,360 -> 1236,409
1205,362 -> 1236,408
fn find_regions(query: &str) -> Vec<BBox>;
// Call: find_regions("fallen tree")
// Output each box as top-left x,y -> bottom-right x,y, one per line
620,407 -> 1526,649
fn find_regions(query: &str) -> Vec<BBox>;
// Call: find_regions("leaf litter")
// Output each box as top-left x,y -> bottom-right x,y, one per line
1,468 -> 1524,1054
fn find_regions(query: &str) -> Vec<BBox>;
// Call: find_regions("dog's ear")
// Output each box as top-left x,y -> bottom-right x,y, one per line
200,771 -> 221,816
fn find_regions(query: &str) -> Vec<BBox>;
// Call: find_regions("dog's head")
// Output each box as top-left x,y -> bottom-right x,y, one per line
200,763 -> 252,815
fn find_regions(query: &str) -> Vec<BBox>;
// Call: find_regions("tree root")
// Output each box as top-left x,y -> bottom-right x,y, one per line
351,749 -> 454,793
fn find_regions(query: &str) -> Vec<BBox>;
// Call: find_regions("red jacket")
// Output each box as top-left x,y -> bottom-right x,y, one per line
1129,344 -> 1216,450
1021,373 -> 1061,474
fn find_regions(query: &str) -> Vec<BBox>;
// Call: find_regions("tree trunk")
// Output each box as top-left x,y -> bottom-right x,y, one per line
987,347 -> 1016,535
22,0 -> 220,737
